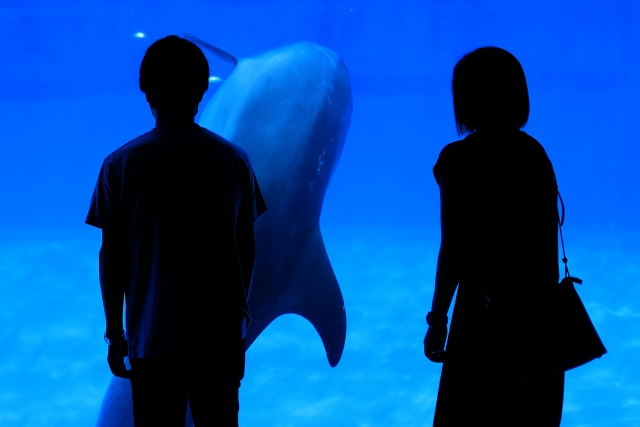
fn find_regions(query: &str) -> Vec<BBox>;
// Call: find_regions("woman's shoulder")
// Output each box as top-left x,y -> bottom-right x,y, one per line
518,131 -> 546,152
517,131 -> 555,169
433,137 -> 474,183
439,139 -> 468,157
433,131 -> 554,184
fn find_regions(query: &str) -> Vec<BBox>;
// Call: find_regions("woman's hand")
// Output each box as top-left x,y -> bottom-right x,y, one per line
424,325 -> 447,363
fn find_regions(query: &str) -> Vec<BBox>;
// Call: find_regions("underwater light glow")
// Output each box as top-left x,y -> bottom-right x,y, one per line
209,76 -> 223,83
133,32 -> 145,38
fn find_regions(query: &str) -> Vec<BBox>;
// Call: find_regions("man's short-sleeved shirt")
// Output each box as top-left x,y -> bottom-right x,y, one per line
86,123 -> 267,358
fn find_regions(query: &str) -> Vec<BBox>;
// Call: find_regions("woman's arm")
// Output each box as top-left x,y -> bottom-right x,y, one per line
431,171 -> 459,317
424,171 -> 459,362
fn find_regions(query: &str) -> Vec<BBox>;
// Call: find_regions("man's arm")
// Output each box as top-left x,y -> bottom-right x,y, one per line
99,228 -> 132,379
99,228 -> 128,338
236,219 -> 256,300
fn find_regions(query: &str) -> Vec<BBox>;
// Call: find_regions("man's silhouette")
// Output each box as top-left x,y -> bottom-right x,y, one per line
86,35 -> 267,426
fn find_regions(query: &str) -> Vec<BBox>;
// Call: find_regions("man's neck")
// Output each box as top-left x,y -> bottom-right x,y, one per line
152,106 -> 198,127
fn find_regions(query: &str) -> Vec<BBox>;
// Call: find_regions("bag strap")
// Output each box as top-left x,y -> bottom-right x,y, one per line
557,190 -> 569,278
557,190 -> 583,284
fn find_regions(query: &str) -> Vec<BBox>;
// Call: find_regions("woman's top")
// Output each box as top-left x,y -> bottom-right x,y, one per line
432,129 -> 565,426
433,129 -> 559,299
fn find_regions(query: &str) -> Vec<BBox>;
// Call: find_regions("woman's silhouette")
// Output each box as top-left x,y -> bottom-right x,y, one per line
424,47 -> 565,426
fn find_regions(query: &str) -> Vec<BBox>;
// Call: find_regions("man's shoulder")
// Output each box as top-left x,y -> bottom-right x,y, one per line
198,126 -> 249,159
103,130 -> 156,165
103,125 -> 248,163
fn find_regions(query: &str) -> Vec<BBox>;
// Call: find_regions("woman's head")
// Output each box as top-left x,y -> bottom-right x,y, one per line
452,47 -> 529,135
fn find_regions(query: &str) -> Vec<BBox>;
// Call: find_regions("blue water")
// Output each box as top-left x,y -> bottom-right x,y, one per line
1,1 -> 639,425
0,228 -> 637,426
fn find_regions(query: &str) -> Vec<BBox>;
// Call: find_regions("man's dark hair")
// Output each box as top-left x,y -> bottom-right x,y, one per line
452,46 -> 529,136
139,35 -> 209,110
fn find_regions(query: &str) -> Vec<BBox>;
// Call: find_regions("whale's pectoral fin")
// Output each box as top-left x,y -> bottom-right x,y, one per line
286,226 -> 347,367
96,376 -> 133,427
96,374 -> 196,427
183,34 -> 238,66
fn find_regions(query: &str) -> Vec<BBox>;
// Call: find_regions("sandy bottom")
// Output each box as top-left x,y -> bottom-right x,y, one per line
0,227 -> 637,426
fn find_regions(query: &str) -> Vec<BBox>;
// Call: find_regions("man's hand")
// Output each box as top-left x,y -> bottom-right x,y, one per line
423,325 -> 447,363
107,338 -> 132,379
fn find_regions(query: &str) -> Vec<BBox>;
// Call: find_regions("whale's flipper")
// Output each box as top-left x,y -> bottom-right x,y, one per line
246,226 -> 346,367
96,376 -> 195,427
95,377 -> 133,427
183,34 -> 238,65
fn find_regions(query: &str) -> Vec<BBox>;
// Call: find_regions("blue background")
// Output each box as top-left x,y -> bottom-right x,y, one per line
0,1 -> 638,425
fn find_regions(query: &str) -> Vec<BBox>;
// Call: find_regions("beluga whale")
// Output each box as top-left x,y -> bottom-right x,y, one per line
193,35 -> 351,365
95,38 -> 351,426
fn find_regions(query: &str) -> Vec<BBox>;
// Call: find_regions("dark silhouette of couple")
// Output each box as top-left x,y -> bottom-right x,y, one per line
87,36 -> 565,426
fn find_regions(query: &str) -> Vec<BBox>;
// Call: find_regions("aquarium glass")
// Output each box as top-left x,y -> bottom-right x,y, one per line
0,1 -> 638,425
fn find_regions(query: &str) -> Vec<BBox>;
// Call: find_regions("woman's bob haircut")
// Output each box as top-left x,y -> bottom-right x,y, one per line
452,47 -> 530,136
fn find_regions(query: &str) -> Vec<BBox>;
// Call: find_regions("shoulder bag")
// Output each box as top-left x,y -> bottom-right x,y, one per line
509,190 -> 608,383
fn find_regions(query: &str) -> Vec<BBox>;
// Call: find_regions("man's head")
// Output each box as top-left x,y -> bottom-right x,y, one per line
139,35 -> 210,112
